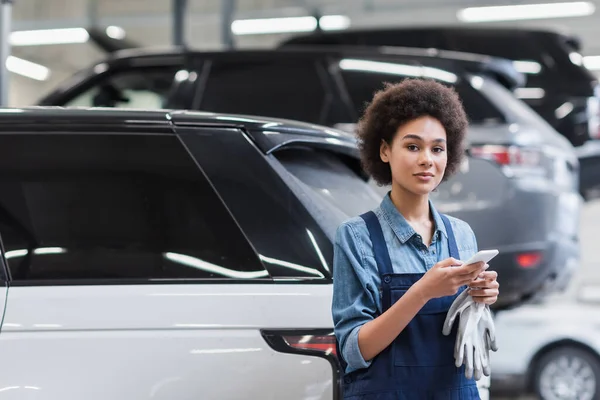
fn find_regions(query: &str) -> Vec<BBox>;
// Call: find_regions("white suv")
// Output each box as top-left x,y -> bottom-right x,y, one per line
0,108 -> 500,399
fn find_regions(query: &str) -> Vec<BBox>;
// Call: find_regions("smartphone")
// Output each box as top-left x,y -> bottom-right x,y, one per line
463,249 -> 499,268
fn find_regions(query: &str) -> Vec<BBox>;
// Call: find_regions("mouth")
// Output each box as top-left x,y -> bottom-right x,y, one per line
414,173 -> 434,182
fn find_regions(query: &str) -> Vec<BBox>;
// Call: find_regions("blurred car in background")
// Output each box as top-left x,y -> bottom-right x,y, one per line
491,290 -> 600,400
37,46 -> 582,310
280,26 -> 600,148
279,27 -> 600,201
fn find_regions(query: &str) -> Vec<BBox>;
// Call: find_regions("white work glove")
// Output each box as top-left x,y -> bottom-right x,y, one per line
479,303 -> 498,354
443,288 -> 497,381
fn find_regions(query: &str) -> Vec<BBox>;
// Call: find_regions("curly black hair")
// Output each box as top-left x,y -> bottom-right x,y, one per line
357,78 -> 469,186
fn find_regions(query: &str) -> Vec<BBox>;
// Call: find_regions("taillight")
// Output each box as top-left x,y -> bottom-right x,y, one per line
516,252 -> 543,268
470,145 -> 541,167
470,144 -> 549,180
261,329 -> 342,398
262,330 -> 338,357
587,95 -> 600,139
283,334 -> 337,356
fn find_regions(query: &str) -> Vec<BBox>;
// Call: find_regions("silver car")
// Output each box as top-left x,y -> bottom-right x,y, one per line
490,291 -> 600,400
430,71 -> 582,309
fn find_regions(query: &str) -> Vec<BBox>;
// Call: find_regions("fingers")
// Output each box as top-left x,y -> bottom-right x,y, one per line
456,340 -> 465,368
472,296 -> 498,305
473,344 -> 483,381
476,270 -> 498,282
469,278 -> 499,290
443,289 -> 470,336
455,308 -> 471,367
469,287 -> 499,297
464,342 -> 474,379
470,279 -> 499,304
482,307 -> 499,352
455,261 -> 485,276
450,263 -> 486,285
436,257 -> 463,268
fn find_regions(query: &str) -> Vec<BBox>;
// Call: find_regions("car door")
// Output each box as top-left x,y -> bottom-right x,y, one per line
0,123 -> 285,399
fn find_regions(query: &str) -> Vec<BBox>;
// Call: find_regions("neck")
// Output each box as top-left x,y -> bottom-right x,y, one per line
389,184 -> 431,223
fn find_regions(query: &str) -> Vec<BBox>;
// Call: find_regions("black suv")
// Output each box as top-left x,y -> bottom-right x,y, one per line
281,26 -> 600,147
39,46 -> 526,129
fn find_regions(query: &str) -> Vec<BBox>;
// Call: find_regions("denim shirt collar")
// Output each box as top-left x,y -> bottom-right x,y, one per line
379,192 -> 448,244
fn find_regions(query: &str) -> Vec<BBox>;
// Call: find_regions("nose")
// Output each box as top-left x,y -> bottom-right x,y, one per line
419,149 -> 433,166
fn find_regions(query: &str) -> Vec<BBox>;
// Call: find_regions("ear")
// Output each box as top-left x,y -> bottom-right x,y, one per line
380,139 -> 390,163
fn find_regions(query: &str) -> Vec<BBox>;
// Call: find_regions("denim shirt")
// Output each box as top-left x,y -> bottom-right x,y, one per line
332,193 -> 478,373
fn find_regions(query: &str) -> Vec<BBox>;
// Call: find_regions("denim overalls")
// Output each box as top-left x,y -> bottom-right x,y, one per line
337,210 -> 480,399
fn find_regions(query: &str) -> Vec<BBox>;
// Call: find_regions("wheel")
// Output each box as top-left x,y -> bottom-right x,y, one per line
533,346 -> 600,400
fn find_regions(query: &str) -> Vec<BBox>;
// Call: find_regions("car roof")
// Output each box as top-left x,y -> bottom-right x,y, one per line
80,45 -> 523,90
280,25 -> 570,40
107,45 -> 506,69
0,106 -> 355,145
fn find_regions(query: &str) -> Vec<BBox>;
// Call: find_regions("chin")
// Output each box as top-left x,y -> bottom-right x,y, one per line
409,185 -> 435,196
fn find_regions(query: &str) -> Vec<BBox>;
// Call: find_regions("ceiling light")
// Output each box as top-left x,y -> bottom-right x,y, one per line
514,87 -> 545,99
457,1 -> 595,23
570,52 -> 584,65
6,56 -> 50,81
319,15 -> 351,31
105,26 -> 126,40
584,55 -> 600,70
231,15 -> 350,35
512,60 -> 542,74
10,27 -> 89,46
339,59 -> 457,83
232,16 -> 317,35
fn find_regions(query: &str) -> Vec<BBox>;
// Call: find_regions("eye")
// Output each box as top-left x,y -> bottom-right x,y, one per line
433,146 -> 446,153
407,144 -> 419,151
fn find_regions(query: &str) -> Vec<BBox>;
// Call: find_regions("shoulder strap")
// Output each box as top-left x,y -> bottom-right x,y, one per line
359,211 -> 394,276
440,214 -> 460,260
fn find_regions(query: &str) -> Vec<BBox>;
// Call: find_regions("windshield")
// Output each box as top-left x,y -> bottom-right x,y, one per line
339,66 -> 505,125
471,74 -> 556,130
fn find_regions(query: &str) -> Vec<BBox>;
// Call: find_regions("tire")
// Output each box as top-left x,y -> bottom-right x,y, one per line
533,346 -> 600,400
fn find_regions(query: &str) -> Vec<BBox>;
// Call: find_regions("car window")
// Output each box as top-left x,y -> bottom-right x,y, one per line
64,67 -> 183,109
444,31 -> 549,88
181,130 -> 337,280
273,148 -> 383,240
338,67 -> 505,124
200,58 -> 328,124
0,133 -> 266,283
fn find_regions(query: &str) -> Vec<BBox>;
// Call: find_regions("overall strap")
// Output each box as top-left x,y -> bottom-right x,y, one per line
440,214 -> 460,260
360,211 -> 394,311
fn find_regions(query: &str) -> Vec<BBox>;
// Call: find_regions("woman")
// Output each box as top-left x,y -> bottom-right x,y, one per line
332,78 -> 500,399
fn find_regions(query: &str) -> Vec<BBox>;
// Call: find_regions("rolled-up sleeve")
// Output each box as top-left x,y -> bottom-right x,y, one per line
332,220 -> 380,373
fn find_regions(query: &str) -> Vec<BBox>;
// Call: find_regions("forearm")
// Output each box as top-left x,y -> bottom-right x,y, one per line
357,282 -> 429,362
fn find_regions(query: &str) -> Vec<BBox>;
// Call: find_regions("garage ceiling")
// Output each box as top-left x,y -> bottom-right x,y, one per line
7,0 -> 600,102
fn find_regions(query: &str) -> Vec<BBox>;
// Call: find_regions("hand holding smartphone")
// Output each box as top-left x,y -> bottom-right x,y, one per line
463,249 -> 499,290
463,249 -> 499,270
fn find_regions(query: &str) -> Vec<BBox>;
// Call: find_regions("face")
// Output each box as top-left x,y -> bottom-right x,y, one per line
380,116 -> 448,197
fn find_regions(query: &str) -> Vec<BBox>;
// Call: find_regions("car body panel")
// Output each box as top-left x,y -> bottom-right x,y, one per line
0,284 -> 334,400
490,296 -> 600,394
